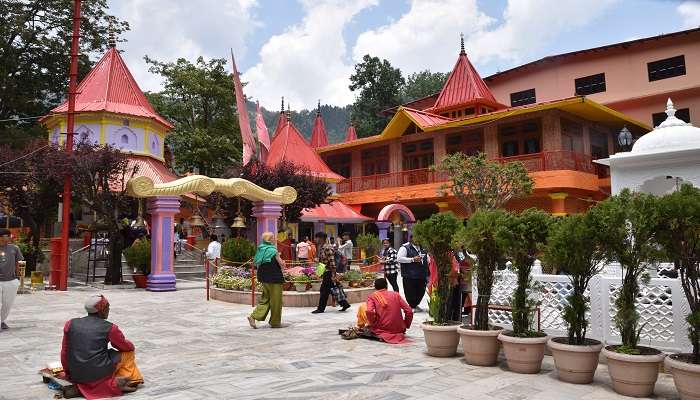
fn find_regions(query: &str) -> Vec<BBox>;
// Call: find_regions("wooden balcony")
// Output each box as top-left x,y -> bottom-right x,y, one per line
336,151 -> 609,194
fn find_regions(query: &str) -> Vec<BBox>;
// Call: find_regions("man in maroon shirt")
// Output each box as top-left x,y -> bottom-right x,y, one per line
60,295 -> 143,399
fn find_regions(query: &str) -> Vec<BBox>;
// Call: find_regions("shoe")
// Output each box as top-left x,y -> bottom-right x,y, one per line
311,309 -> 324,314
1,322 -> 8,330
246,315 -> 257,329
339,304 -> 351,312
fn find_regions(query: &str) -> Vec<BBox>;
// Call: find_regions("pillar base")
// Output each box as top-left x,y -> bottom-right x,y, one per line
146,273 -> 177,292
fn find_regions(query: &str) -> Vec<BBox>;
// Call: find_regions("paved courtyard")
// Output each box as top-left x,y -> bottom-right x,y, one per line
0,280 -> 680,400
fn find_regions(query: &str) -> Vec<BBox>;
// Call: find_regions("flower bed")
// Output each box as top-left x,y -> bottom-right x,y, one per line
213,265 -> 379,292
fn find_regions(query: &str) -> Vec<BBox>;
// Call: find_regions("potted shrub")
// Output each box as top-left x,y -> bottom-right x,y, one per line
656,184 -> 700,399
222,237 -> 256,263
293,275 -> 310,292
452,210 -> 509,366
344,270 -> 362,288
356,233 -> 380,262
545,213 -> 606,383
123,239 -> 150,288
413,212 -> 462,357
497,209 -> 551,374
591,190 -> 666,397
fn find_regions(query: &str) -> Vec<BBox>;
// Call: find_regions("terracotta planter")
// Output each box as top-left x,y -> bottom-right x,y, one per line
665,354 -> 700,400
603,346 -> 665,397
132,273 -> 148,289
548,337 -> 603,384
421,322 -> 460,357
457,325 -> 503,366
498,332 -> 549,374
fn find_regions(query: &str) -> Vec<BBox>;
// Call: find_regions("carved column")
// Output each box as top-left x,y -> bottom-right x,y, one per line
549,192 -> 568,217
252,201 -> 282,245
147,196 -> 179,292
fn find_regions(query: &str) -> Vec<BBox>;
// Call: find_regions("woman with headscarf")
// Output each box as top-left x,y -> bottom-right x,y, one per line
247,232 -> 286,329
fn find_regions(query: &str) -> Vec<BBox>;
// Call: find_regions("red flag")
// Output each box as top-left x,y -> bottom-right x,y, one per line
256,102 -> 270,162
230,49 -> 256,166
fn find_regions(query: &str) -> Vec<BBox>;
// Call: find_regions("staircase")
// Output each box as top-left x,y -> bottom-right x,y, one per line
173,246 -> 206,279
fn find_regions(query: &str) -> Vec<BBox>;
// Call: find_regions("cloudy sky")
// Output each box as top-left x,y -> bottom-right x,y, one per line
106,0 -> 700,110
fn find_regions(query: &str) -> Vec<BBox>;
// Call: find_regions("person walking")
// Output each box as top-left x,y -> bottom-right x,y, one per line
311,231 -> 350,314
397,235 -> 429,311
336,232 -> 353,273
296,236 -> 311,266
0,229 -> 23,330
379,239 -> 399,292
247,232 -> 286,328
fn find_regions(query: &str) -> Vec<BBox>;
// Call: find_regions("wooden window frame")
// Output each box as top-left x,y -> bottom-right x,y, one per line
574,73 -> 606,95
648,55 -> 686,82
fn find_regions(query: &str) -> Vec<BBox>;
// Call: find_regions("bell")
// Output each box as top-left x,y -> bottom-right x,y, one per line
231,215 -> 246,229
402,224 -> 409,232
188,214 -> 206,227
133,216 -> 146,229
211,214 -> 228,230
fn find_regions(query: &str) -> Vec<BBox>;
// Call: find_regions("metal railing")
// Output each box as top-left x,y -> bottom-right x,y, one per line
336,150 -> 610,193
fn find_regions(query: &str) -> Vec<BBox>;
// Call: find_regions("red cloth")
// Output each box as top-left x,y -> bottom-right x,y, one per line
61,320 -> 135,400
427,252 -> 460,295
278,239 -> 292,261
366,290 -> 414,344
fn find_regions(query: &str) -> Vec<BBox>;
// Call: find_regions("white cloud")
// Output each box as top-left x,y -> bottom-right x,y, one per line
352,0 -> 618,78
242,0 -> 377,110
678,1 -> 700,28
106,0 -> 260,93
353,0 -> 494,74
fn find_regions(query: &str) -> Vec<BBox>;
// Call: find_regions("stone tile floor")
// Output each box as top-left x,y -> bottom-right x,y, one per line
0,280 -> 680,400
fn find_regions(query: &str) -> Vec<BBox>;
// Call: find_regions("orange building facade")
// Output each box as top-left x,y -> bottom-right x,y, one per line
316,38 -> 654,223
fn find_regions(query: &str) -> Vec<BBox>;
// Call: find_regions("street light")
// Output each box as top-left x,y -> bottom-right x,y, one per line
618,125 -> 633,151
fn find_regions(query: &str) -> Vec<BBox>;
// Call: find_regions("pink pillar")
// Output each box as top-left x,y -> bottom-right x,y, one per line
252,200 -> 282,245
147,196 -> 179,291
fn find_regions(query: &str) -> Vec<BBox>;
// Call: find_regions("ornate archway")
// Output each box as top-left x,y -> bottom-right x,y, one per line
375,203 -> 416,247
126,175 -> 297,291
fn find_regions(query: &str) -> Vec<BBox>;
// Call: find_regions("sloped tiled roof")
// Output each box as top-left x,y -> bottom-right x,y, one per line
309,111 -> 329,148
431,48 -> 499,112
344,123 -> 357,142
301,200 -> 372,223
402,107 -> 453,128
47,48 -> 172,129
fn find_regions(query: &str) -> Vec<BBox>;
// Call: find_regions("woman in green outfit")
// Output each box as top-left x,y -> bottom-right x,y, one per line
247,232 -> 286,328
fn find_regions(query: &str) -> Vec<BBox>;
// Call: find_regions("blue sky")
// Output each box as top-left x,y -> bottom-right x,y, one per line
108,0 -> 700,110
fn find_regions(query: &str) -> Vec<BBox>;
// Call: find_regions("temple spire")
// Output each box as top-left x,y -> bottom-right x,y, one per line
108,17 -> 116,48
317,99 -> 321,116
459,32 -> 465,55
281,96 -> 285,113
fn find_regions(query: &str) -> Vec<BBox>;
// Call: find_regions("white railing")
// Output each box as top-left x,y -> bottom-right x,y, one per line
473,264 -> 692,352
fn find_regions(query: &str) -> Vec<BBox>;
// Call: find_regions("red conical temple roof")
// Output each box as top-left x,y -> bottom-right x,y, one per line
431,41 -> 500,112
266,118 -> 343,181
47,48 -> 172,129
345,123 -> 357,142
309,105 -> 329,148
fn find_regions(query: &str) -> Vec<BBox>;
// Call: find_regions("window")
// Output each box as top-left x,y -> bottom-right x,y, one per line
561,118 -> 583,153
575,73 -> 606,95
361,146 -> 389,175
326,153 -> 351,178
120,134 -> 129,144
652,108 -> 690,127
498,119 -> 541,157
446,131 -> 483,155
402,139 -> 434,170
464,107 -> 475,116
648,55 -> 685,82
510,88 -> 536,107
590,129 -> 609,159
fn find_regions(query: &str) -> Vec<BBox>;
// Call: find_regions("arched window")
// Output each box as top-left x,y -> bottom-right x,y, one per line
121,134 -> 129,144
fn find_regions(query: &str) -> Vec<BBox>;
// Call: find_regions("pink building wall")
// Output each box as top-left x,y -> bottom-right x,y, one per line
485,29 -> 700,127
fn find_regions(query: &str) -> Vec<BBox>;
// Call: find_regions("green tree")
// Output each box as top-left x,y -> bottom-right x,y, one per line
349,55 -> 404,138
401,70 -> 447,103
412,212 -> 461,325
545,213 -> 606,345
437,152 -> 534,215
589,189 -> 662,352
145,56 -> 242,177
656,184 -> 700,363
453,209 -> 510,330
0,1 -> 128,148
502,209 -> 551,336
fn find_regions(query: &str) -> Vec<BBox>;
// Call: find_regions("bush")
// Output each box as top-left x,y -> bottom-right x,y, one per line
222,238 -> 256,264
356,233 -> 381,257
123,239 -> 151,275
412,212 -> 461,325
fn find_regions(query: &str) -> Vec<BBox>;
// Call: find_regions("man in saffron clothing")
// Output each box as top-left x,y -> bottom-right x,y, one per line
61,295 -> 143,399
357,278 -> 414,344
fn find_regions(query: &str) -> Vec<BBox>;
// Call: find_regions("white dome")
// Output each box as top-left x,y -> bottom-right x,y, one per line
632,98 -> 700,154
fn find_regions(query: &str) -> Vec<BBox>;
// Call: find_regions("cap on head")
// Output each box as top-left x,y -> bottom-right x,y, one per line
85,294 -> 109,314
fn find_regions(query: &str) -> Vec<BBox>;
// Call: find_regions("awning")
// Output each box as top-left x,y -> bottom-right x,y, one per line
301,200 -> 372,223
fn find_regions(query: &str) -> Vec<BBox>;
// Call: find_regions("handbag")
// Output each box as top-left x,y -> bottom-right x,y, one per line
330,282 -> 347,303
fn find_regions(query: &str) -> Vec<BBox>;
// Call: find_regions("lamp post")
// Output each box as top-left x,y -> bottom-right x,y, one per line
617,125 -> 633,152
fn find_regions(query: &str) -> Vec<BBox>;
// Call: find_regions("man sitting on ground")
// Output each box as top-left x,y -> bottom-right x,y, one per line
61,295 -> 143,399
350,278 -> 413,344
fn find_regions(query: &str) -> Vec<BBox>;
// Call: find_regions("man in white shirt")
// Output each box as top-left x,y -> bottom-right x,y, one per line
336,232 -> 353,273
296,236 -> 311,266
206,235 -> 222,272
397,235 -> 429,311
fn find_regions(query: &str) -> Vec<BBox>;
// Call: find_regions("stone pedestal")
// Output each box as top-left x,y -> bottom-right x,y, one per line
252,201 -> 282,245
375,222 -> 391,241
147,196 -> 179,292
